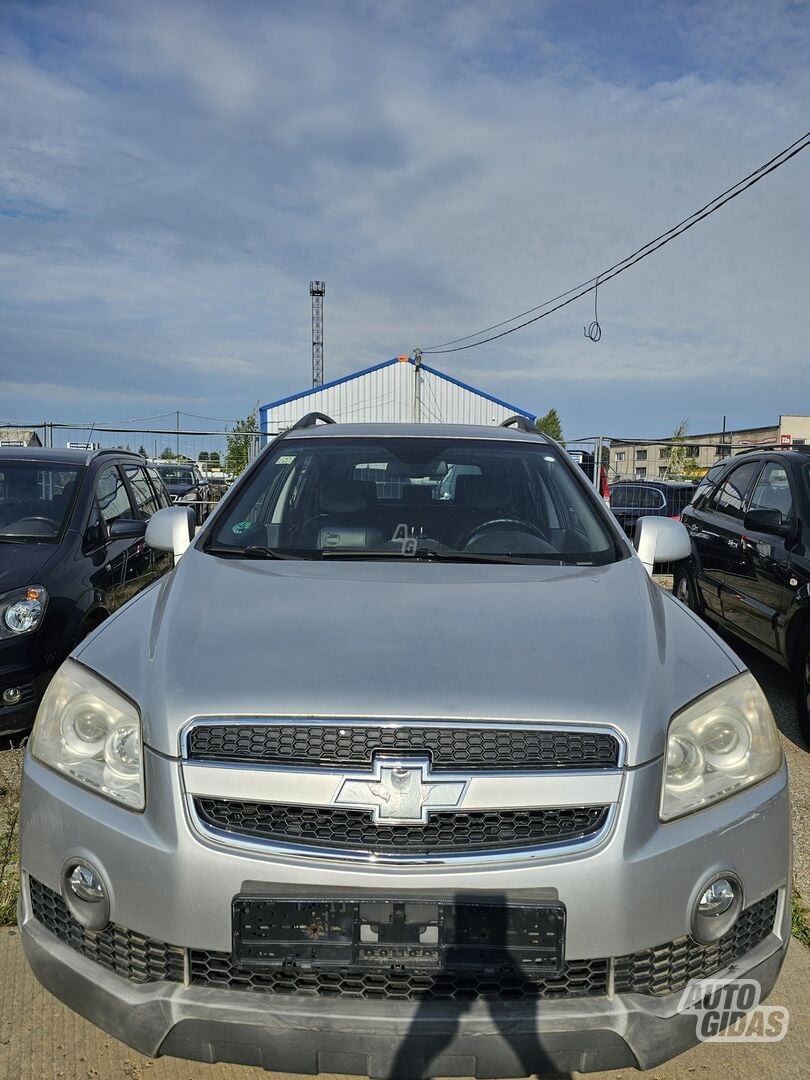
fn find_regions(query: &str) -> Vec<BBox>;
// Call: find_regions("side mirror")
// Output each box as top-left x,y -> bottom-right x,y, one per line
109,518 -> 148,540
743,508 -> 791,536
634,517 -> 691,576
145,506 -> 195,564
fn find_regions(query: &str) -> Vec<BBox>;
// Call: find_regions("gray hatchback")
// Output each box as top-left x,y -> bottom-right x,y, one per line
18,416 -> 791,1077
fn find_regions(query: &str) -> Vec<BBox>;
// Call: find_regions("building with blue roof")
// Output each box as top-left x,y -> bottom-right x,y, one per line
260,357 -> 535,437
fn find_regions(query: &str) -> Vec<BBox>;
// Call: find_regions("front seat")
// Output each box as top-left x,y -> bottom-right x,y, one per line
297,479 -> 384,551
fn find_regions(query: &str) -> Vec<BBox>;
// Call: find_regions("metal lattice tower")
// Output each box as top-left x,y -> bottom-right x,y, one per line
310,280 -> 325,387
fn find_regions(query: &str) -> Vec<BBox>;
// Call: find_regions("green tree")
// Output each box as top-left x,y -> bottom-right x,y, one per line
209,450 -> 221,465
138,445 -> 147,458
198,451 -> 210,462
535,408 -> 564,443
225,404 -> 259,477
160,447 -> 175,460
667,418 -> 691,480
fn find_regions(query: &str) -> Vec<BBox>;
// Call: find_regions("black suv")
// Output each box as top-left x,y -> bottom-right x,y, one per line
0,448 -> 172,735
608,479 -> 695,538
675,449 -> 810,743
153,463 -> 211,524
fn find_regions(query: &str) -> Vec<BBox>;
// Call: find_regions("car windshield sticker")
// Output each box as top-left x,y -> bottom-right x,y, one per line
231,521 -> 253,534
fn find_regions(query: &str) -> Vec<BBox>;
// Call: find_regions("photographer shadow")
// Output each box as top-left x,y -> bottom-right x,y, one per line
388,893 -> 571,1080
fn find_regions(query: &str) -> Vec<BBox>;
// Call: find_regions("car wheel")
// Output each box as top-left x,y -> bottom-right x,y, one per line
794,628 -> 810,747
673,566 -> 700,613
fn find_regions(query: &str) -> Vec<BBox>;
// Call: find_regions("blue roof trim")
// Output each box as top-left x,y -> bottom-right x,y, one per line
419,361 -> 535,421
258,357 -> 535,433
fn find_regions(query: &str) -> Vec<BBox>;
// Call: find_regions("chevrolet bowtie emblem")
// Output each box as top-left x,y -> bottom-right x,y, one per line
333,756 -> 468,824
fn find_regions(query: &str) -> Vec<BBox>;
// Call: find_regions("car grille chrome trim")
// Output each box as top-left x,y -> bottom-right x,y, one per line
28,877 -> 779,1002
180,718 -> 625,864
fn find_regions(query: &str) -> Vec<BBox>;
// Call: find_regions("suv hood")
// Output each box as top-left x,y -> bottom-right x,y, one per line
76,547 -> 742,765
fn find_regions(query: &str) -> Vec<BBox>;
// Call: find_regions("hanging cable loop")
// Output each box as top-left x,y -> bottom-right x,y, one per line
584,279 -> 602,342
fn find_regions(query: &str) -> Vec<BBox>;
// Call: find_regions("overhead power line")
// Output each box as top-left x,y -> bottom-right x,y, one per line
421,129 -> 810,355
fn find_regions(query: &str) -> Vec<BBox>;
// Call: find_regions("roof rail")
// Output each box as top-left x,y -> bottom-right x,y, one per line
499,415 -> 536,434
288,412 -> 337,432
87,447 -> 142,464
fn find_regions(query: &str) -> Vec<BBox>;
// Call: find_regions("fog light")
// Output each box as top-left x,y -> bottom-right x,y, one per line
69,864 -> 106,904
692,873 -> 743,944
61,860 -> 110,931
698,878 -> 735,917
2,687 -> 22,705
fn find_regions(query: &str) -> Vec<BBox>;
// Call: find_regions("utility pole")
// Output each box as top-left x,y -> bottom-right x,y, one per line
176,411 -> 180,458
310,281 -> 325,387
412,349 -> 423,423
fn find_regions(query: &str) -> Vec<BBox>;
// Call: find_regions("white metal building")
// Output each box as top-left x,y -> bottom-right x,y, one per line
259,357 -> 535,438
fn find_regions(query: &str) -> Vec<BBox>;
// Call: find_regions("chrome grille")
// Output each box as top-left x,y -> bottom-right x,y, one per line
186,722 -> 620,770
195,799 -> 610,854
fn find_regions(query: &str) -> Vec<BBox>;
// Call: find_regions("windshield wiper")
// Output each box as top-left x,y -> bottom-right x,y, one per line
204,544 -> 298,560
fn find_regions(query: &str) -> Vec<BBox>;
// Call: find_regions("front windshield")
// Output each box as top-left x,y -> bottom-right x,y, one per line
0,462 -> 81,542
206,437 -> 621,564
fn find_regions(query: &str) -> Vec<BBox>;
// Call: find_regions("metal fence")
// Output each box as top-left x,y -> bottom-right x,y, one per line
1,419 -> 263,477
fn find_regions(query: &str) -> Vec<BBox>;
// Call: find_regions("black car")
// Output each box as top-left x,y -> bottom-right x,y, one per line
0,448 -> 172,735
153,463 -> 211,524
609,479 -> 696,538
674,449 -> 810,744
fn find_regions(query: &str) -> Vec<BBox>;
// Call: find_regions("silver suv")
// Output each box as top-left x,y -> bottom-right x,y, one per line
19,416 -> 791,1078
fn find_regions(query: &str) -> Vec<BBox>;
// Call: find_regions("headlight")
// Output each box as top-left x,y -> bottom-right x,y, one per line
660,673 -> 782,821
30,660 -> 144,810
0,585 -> 48,638
179,491 -> 197,503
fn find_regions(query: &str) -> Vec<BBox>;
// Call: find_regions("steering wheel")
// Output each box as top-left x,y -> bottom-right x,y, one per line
460,517 -> 554,551
6,516 -> 59,530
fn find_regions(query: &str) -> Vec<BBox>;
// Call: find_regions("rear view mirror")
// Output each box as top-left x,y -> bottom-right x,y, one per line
743,508 -> 791,536
634,517 -> 691,576
145,506 -> 195,564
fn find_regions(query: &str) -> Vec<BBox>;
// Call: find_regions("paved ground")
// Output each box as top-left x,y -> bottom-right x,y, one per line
0,927 -> 807,1080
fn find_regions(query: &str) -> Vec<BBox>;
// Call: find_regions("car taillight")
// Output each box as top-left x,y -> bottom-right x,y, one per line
670,514 -> 681,521
599,466 -> 610,503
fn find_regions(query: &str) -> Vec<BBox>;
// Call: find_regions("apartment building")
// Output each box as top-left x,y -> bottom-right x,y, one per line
609,414 -> 810,481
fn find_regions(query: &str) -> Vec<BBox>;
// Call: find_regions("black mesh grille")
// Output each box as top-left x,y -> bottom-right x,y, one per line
28,878 -> 185,984
186,723 -> 620,770
189,951 -> 609,1001
29,877 -> 778,1003
195,799 -> 610,854
614,892 -> 778,996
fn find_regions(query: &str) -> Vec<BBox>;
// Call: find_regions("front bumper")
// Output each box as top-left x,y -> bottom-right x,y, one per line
18,875 -> 791,1077
18,747 -> 793,1076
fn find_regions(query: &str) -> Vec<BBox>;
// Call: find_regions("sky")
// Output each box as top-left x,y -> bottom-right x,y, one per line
0,0 -> 808,442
